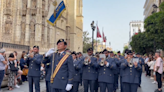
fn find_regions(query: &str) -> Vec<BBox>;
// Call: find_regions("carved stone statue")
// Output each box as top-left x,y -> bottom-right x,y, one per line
42,0 -> 45,10
5,16 -> 12,34
21,22 -> 26,33
22,0 -> 27,10
30,20 -> 35,33
6,0 -> 11,8
32,0 -> 37,9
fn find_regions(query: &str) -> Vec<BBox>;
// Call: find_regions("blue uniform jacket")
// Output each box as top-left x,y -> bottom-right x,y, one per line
113,57 -> 120,74
98,58 -> 116,83
121,58 -> 142,84
42,56 -> 51,81
73,59 -> 82,82
81,56 -> 98,80
25,54 -> 43,77
139,57 -> 145,72
50,51 -> 75,90
119,58 -> 126,77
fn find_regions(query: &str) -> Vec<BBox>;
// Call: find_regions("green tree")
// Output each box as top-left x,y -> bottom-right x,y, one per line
83,31 -> 92,53
130,32 -> 154,55
130,3 -> 164,54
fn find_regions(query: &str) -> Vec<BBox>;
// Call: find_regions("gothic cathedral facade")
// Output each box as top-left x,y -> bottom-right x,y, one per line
0,0 -> 83,54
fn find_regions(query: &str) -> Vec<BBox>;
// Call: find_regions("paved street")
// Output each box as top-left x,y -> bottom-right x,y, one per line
1,73 -> 163,92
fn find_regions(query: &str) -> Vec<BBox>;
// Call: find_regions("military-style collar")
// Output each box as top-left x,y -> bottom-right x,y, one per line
58,51 -> 64,55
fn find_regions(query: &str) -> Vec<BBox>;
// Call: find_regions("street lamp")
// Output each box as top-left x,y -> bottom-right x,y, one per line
152,4 -> 158,14
91,21 -> 96,50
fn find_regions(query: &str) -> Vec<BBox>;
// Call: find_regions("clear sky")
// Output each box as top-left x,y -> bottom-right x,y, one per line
83,0 -> 145,52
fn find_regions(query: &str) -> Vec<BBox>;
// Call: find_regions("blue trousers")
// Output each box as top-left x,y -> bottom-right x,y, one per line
72,81 -> 79,92
99,82 -> 113,92
46,81 -> 51,92
28,76 -> 40,92
120,76 -> 123,92
122,83 -> 138,92
113,74 -> 118,91
139,71 -> 142,85
51,88 -> 66,92
83,80 -> 95,92
0,70 -> 4,91
94,79 -> 98,92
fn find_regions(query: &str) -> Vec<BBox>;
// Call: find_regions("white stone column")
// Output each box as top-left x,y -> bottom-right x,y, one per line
35,0 -> 42,46
15,0 -> 22,44
0,0 -> 3,41
67,0 -> 76,51
50,26 -> 55,48
25,0 -> 31,45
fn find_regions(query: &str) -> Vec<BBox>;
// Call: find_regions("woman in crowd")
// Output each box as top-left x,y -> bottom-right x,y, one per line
20,51 -> 28,82
13,51 -> 23,86
0,49 -> 7,92
148,58 -> 155,79
152,56 -> 157,84
6,53 -> 17,90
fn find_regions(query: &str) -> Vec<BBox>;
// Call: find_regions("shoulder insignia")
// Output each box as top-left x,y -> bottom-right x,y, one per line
66,52 -> 71,55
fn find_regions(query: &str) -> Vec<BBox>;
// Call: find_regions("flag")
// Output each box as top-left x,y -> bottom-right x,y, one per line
102,31 -> 105,42
102,31 -> 107,42
47,0 -> 66,26
96,25 -> 101,38
104,36 -> 107,42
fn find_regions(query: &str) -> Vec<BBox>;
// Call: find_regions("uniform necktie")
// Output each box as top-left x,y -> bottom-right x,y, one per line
57,53 -> 60,57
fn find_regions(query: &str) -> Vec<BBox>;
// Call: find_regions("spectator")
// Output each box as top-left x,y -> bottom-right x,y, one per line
0,49 -> 7,92
146,58 -> 151,77
148,58 -> 155,79
6,53 -> 17,90
152,56 -> 157,84
145,55 -> 149,76
13,51 -> 23,85
20,51 -> 28,82
154,52 -> 163,92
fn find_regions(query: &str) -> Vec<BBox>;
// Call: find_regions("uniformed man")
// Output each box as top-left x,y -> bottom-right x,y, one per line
82,48 -> 98,92
78,52 -> 84,86
42,54 -> 52,92
71,51 -> 82,92
95,52 -> 100,92
110,51 -> 119,92
48,39 -> 75,92
136,53 -> 145,87
117,51 -> 124,60
98,49 -> 116,92
121,50 -> 142,92
117,51 -> 124,92
25,46 -> 43,92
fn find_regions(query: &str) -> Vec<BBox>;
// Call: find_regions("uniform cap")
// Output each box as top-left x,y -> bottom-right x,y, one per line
57,39 -> 65,45
87,48 -> 93,52
0,49 -> 5,53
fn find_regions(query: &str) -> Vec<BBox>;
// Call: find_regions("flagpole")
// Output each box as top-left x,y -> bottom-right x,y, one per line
96,21 -> 98,53
102,27 -> 103,51
51,0 -> 57,83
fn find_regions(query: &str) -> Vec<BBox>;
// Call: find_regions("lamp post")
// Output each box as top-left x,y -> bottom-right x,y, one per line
91,21 -> 96,50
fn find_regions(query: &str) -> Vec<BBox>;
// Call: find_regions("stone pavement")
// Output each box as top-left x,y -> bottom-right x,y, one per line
1,73 -> 164,92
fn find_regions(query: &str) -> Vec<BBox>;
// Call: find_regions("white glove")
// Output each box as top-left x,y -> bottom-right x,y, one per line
65,84 -> 73,91
106,62 -> 109,67
45,48 -> 55,57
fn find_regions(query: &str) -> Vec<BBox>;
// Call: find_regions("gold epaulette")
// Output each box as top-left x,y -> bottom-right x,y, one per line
66,52 -> 71,55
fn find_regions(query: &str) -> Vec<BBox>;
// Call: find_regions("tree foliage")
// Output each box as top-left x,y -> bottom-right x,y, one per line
130,3 -> 164,54
83,31 -> 92,53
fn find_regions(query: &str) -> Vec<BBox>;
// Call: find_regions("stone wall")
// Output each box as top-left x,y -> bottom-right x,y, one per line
0,0 -> 83,54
